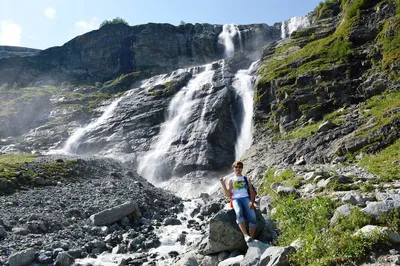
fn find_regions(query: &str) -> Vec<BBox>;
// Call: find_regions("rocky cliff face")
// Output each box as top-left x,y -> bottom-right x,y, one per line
0,22 -> 282,183
245,0 -> 399,173
0,46 -> 41,59
0,23 -> 279,87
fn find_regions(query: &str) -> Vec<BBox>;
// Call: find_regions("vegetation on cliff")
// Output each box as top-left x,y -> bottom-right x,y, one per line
256,0 -> 399,128
253,0 -> 400,264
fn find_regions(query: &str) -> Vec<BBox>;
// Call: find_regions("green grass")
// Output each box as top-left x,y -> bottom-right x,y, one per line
278,123 -> 320,140
0,154 -> 38,163
0,86 -> 58,117
256,0 -> 399,134
376,0 -> 400,68
0,154 -> 39,182
359,139 -> 400,181
0,155 -> 79,192
102,71 -> 142,91
259,168 -> 299,197
271,196 -> 386,265
358,90 -> 400,135
315,0 -> 340,20
277,107 -> 348,140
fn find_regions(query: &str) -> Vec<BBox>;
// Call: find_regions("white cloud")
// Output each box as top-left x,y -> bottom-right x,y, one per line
75,17 -> 100,35
44,7 -> 57,20
0,20 -> 22,46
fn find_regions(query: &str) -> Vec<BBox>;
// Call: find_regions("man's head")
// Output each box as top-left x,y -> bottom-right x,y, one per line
232,161 -> 243,176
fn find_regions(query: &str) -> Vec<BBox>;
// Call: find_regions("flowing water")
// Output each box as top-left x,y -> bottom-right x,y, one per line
218,24 -> 239,57
281,15 -> 311,39
137,64 -> 215,182
233,61 -> 258,159
53,23 -> 255,266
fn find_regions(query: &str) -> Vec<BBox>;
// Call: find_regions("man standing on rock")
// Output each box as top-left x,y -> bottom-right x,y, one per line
220,161 -> 257,242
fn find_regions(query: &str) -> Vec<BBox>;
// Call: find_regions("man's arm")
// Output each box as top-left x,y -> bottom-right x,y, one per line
220,177 -> 232,197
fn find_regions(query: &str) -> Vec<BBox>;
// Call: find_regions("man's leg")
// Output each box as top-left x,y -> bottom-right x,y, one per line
249,226 -> 257,239
238,222 -> 249,236
232,199 -> 250,238
243,197 -> 257,239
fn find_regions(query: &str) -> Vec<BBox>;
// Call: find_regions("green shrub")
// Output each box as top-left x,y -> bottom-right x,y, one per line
100,17 -> 129,28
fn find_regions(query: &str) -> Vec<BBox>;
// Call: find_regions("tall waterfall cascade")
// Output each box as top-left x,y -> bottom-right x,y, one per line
281,15 -> 311,39
233,61 -> 258,159
218,24 -> 241,57
46,23 -> 258,197
138,64 -> 215,182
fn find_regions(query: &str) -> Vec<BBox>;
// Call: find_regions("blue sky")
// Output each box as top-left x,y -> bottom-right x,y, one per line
0,0 -> 322,50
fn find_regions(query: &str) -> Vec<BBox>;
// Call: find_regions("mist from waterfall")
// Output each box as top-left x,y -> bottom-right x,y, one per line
233,61 -> 258,159
138,64 -> 215,182
44,96 -> 123,155
281,15 -> 310,39
218,24 -> 239,57
63,99 -> 122,154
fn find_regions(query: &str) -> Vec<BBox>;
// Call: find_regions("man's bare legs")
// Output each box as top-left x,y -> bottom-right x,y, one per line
249,226 -> 256,239
238,222 -> 248,236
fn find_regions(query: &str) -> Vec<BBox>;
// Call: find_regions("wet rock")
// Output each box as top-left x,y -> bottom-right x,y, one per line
164,217 -> 182,226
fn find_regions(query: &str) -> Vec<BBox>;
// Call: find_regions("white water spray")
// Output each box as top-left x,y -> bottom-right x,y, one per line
281,16 -> 311,39
218,24 -> 239,57
235,25 -> 243,52
62,98 -> 122,154
138,64 -> 215,181
233,62 -> 258,159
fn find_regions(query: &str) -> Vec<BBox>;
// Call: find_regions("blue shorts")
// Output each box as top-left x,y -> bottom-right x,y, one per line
232,197 -> 257,227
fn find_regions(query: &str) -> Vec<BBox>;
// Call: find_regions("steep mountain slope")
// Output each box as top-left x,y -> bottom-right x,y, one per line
244,0 -> 399,171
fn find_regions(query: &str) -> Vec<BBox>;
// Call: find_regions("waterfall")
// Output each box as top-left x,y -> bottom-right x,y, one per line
62,97 -> 123,154
218,24 -> 238,57
233,61 -> 258,159
138,64 -> 215,181
281,15 -> 310,39
235,25 -> 243,52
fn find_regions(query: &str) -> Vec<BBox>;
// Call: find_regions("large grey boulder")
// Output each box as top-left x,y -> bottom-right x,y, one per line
173,252 -> 199,266
89,201 -> 140,226
8,249 -> 35,266
54,252 -> 75,266
329,204 -> 356,226
361,200 -> 400,219
198,209 -> 275,255
259,196 -> 274,214
240,240 -> 270,266
354,225 -> 400,244
259,246 -> 295,266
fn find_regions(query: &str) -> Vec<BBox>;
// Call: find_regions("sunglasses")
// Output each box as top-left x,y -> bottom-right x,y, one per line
234,166 -> 243,169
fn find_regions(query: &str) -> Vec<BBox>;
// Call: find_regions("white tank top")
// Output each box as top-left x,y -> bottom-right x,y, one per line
231,175 -> 250,199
